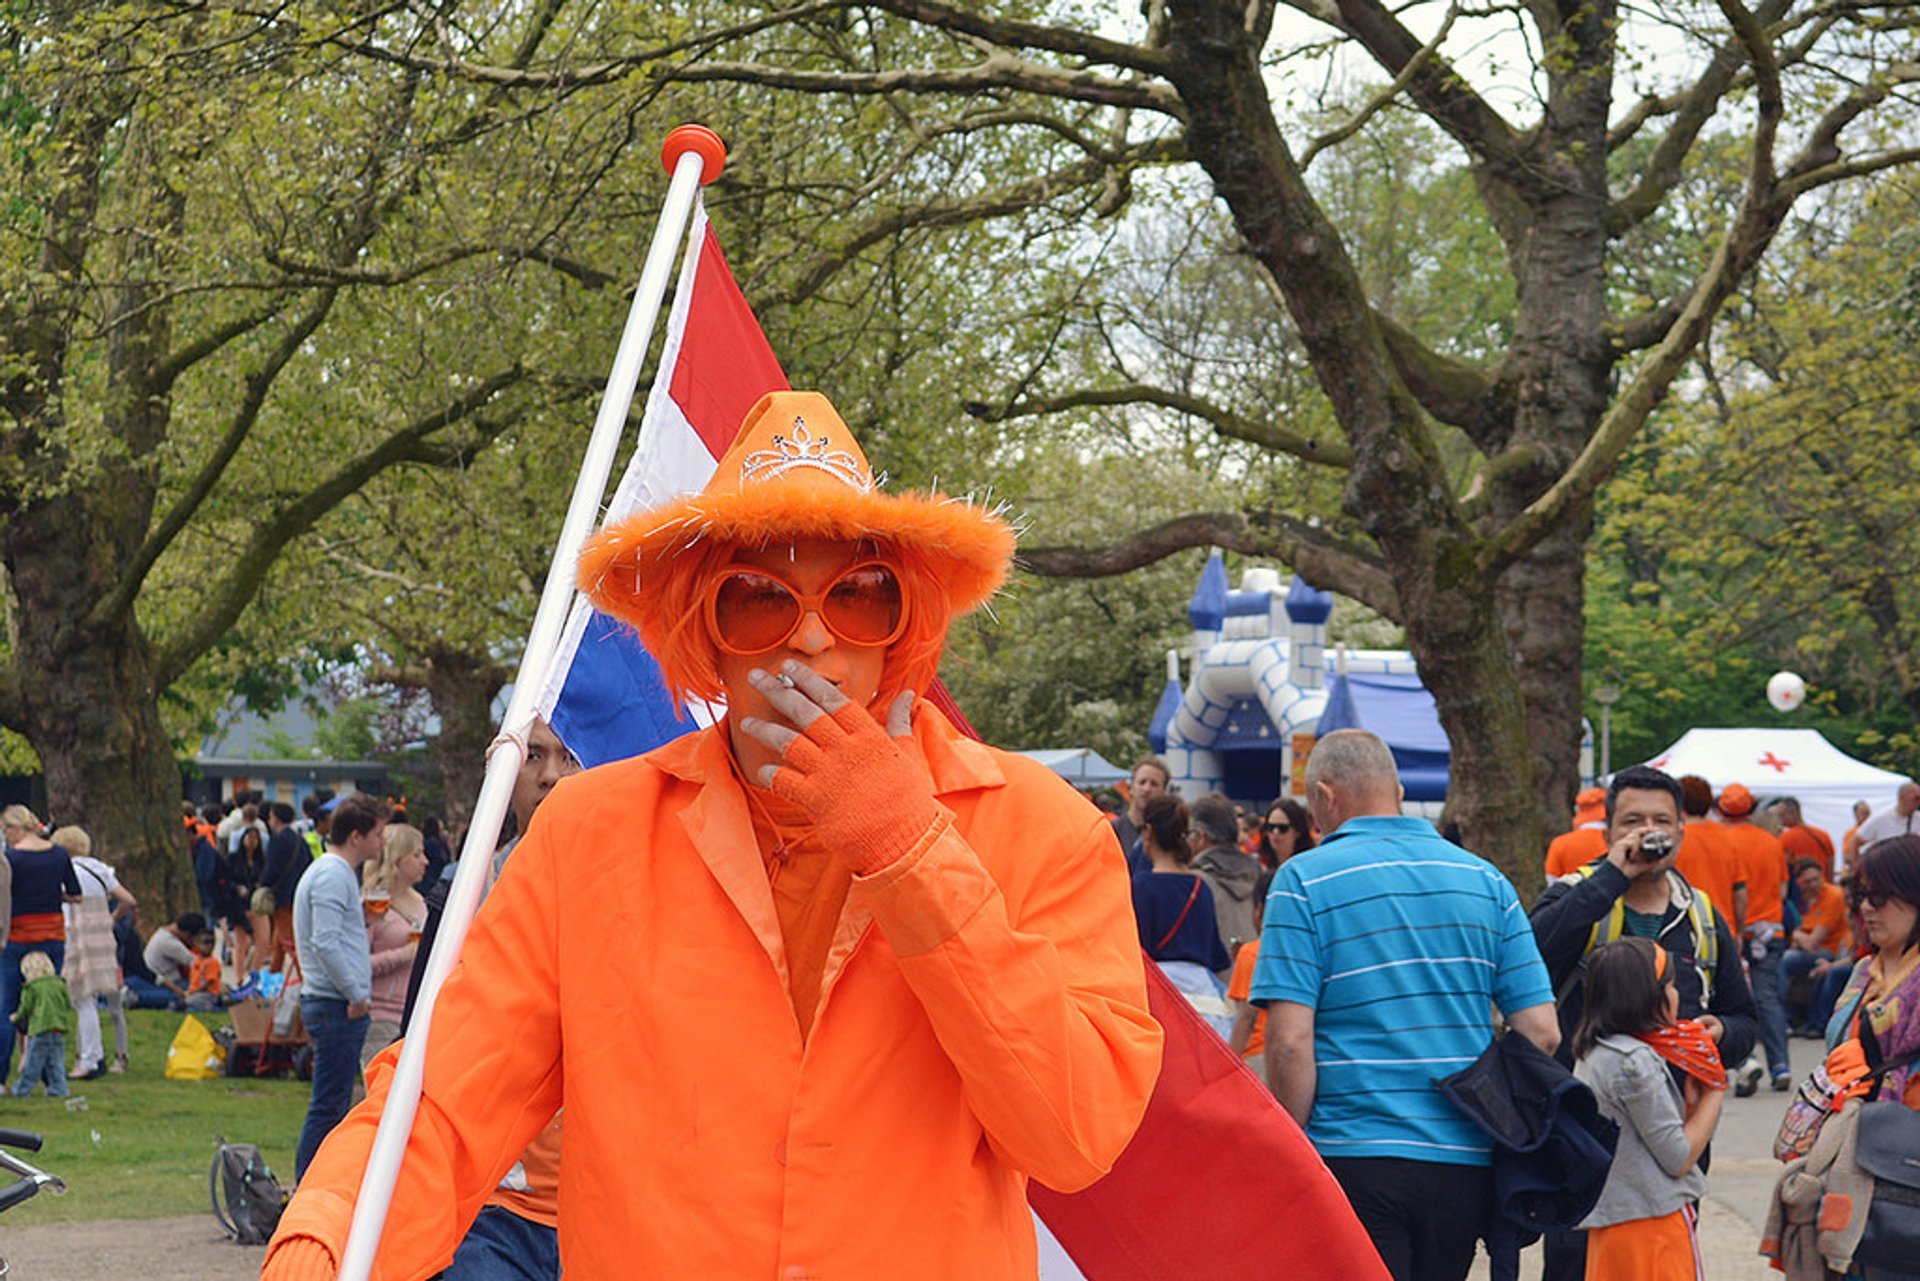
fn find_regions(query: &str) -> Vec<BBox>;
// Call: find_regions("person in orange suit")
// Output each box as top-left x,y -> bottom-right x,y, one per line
1544,786 -> 1609,879
261,391 -> 1163,1279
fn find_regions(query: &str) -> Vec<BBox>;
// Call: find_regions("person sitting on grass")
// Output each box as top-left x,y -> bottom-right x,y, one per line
187,929 -> 224,1011
10,949 -> 76,1098
123,912 -> 207,1010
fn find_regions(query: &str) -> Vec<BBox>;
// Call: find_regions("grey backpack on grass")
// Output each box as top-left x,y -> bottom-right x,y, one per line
210,1141 -> 286,1245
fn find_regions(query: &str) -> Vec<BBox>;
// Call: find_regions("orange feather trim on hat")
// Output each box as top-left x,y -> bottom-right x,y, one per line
578,390 -> 1016,707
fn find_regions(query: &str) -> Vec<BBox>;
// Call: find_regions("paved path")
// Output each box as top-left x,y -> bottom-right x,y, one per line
0,1214 -> 265,1279
4,1040 -> 1820,1280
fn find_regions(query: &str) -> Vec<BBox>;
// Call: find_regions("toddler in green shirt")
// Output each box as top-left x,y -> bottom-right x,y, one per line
11,949 -> 77,1098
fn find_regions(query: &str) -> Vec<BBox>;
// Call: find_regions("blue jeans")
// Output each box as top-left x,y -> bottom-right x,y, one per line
122,975 -> 184,1009
1,940 -> 65,1079
1811,960 -> 1856,1040
446,1205 -> 562,1280
12,1030 -> 68,1097
1749,933 -> 1789,1078
295,997 -> 368,1180
1782,947 -> 1836,1027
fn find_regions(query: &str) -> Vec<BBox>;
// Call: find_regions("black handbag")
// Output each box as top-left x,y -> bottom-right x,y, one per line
1854,1098 -> 1920,1280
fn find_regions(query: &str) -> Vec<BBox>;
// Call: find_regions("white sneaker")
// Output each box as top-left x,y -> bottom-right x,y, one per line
1733,1055 -> 1765,1097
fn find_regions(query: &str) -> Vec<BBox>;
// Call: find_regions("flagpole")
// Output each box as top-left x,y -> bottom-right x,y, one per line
335,124 -> 728,1281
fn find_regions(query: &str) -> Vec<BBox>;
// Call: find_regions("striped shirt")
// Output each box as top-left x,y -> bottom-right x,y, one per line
1250,815 -> 1553,1165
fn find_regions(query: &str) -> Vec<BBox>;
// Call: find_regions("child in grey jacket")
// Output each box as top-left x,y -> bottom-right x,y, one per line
1573,937 -> 1727,1278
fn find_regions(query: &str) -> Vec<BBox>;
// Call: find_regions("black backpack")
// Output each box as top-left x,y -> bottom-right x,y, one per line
210,1141 -> 287,1245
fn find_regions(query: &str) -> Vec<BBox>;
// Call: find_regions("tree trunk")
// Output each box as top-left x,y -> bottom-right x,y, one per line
421,646 -> 510,838
1162,0 -> 1550,881
4,494 -> 187,911
1391,540 -> 1547,889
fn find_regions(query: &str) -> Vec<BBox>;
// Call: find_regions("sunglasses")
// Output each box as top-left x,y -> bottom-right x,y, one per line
1848,886 -> 1899,909
706,560 -> 906,655
1264,821 -> 1292,833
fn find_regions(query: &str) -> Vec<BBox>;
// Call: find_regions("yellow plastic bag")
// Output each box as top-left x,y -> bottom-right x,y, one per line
165,1014 -> 227,1080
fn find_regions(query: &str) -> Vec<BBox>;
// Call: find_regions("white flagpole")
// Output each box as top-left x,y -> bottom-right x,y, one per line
335,124 -> 728,1281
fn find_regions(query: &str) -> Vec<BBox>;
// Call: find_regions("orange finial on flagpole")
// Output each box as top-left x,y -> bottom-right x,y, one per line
662,124 -> 726,183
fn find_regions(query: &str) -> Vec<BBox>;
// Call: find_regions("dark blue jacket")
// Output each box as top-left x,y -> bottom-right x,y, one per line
1438,1032 -> 1620,1281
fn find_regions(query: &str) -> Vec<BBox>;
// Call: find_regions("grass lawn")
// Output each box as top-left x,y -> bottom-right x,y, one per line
1,1006 -> 310,1224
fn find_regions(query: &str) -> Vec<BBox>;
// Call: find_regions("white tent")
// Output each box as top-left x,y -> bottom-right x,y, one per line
1643,727 -> 1911,841
1018,748 -> 1129,788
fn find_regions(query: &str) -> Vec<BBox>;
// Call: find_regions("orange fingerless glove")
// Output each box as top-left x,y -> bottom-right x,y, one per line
261,1238 -> 337,1281
768,702 -> 945,876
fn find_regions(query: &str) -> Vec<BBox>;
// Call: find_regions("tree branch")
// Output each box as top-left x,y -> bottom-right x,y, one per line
860,0 -> 1175,75
1783,145 -> 1920,197
966,381 -> 1353,466
1782,61 -> 1920,186
672,54 -> 1185,118
1020,508 -> 1401,618
1606,0 -> 1793,235
1372,309 -> 1508,445
1487,177 -> 1790,571
1298,1 -> 1460,170
1317,0 -> 1523,172
150,297 -> 292,390
325,1 -> 851,90
759,135 -> 1185,309
259,240 -> 617,291
151,365 -> 525,687
94,288 -> 342,632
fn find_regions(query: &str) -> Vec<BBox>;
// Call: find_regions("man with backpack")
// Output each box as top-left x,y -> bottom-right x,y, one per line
1528,765 -> 1759,1281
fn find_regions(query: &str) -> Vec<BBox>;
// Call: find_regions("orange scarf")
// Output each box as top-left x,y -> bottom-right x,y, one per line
1635,1020 -> 1727,1090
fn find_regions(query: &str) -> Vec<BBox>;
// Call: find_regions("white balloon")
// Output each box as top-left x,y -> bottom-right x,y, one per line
1767,670 -> 1806,713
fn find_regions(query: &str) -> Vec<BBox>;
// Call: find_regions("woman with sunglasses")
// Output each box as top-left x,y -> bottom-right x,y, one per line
1259,798 -> 1316,871
1818,836 -> 1920,1110
263,392 -> 1164,1280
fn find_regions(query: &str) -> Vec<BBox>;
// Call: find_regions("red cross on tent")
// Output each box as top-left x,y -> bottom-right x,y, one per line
1759,751 -> 1791,773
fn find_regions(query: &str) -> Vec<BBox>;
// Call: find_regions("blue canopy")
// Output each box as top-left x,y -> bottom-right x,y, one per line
1317,671 -> 1450,802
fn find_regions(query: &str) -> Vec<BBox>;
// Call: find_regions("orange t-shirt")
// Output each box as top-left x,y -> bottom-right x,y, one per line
1781,823 -> 1836,873
1544,826 -> 1607,880
1797,881 -> 1851,956
1724,821 -> 1788,927
1226,940 -> 1265,1059
188,954 -> 223,996
1675,821 -> 1742,922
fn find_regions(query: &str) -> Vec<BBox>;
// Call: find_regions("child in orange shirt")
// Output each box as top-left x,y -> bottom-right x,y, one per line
1226,870 -> 1273,1060
187,930 -> 224,1011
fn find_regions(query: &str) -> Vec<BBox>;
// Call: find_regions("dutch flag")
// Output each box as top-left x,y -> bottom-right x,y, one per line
533,196 -> 787,767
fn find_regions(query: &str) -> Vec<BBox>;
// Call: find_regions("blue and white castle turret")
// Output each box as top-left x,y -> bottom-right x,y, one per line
1152,551 -> 1439,812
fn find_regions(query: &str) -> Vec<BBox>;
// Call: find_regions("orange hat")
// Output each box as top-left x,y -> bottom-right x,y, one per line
1574,787 -> 1605,824
579,391 -> 1015,702
1718,783 -> 1755,817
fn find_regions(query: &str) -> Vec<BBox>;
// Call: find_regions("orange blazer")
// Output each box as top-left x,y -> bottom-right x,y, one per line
265,706 -> 1162,1279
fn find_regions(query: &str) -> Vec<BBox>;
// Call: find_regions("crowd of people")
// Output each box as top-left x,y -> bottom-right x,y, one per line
1109,748 -> 1920,1280
7,386 -> 1920,1281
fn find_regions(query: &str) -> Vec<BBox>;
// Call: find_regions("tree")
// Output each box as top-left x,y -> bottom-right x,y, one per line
615,0 -> 1920,884
1588,171 -> 1920,776
0,6 -> 670,896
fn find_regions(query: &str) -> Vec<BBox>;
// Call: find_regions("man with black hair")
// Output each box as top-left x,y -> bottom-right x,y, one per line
1527,764 -> 1757,1281
261,801 -> 308,973
126,911 -> 208,1009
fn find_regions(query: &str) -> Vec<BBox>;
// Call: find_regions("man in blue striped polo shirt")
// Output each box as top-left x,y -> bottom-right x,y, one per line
1251,730 -> 1559,1281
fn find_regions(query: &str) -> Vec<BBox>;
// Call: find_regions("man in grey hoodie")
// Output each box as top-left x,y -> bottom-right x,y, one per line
1190,793 -> 1260,982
